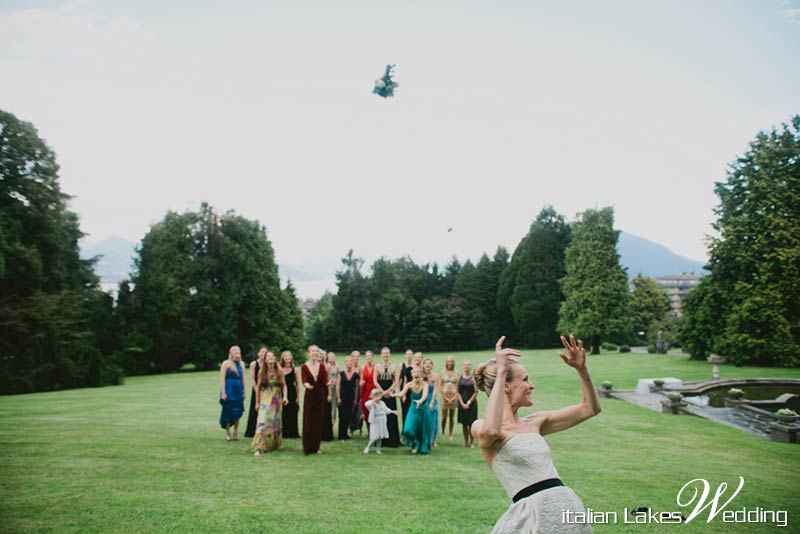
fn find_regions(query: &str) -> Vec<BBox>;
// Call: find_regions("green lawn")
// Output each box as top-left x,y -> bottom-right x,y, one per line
1,349 -> 799,533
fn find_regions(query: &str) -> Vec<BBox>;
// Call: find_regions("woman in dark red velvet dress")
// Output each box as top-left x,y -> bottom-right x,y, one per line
301,345 -> 329,455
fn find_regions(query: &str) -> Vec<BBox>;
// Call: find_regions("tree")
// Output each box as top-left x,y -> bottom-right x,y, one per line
498,206 -> 571,347
629,275 -> 670,344
129,203 -> 296,372
682,116 -> 800,366
369,256 -> 425,346
408,296 -> 480,351
558,207 -> 631,354
680,277 -> 724,361
306,291 -> 334,347
0,110 -> 121,393
329,250 -> 373,349
454,249 -> 509,348
275,281 -> 306,357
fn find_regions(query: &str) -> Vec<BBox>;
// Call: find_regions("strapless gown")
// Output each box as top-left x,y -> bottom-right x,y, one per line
490,433 -> 591,533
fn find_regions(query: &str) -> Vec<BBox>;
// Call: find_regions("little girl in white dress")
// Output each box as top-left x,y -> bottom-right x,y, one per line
364,388 -> 397,454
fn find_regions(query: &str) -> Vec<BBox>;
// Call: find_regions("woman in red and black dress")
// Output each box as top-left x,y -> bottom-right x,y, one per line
360,350 -> 377,432
301,345 -> 329,455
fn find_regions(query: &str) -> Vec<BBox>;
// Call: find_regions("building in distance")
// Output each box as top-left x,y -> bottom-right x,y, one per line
654,273 -> 701,317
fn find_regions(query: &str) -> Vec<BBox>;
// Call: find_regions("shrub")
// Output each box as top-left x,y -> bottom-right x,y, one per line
619,345 -> 631,353
601,342 -> 618,351
647,345 -> 657,354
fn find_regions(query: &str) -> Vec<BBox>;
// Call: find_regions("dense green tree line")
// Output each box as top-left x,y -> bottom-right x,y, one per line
682,117 -> 800,367
310,205 -> 640,353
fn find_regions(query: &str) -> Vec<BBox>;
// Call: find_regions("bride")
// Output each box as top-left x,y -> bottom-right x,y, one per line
472,335 -> 601,533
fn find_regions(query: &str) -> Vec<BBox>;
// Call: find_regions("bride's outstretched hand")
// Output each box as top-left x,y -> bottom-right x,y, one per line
495,336 -> 521,368
559,335 -> 587,370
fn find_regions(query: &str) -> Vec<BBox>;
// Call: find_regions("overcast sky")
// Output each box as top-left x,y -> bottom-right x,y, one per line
2,0 -> 799,295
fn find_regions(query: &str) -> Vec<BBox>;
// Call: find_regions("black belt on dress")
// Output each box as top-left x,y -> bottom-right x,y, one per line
512,478 -> 564,503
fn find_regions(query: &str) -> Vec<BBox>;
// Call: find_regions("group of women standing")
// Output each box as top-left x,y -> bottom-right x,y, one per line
218,345 -> 481,455
222,335 -> 601,532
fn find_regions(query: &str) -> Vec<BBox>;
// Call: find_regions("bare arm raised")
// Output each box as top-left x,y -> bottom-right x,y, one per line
472,336 -> 521,450
527,335 -> 601,435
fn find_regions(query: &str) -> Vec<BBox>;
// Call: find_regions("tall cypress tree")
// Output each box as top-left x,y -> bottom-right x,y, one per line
558,207 -> 630,354
498,206 -> 570,347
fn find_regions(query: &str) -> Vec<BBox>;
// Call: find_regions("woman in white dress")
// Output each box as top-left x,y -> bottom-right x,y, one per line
472,336 -> 601,534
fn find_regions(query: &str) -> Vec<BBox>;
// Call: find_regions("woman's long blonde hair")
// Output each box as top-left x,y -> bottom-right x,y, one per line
226,346 -> 241,376
258,351 -> 284,389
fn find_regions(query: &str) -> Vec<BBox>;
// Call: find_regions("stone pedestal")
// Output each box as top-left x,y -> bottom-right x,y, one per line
768,422 -> 799,444
708,354 -> 725,380
661,400 -> 686,415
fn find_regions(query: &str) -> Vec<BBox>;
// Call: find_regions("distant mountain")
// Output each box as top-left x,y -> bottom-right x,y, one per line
82,235 -> 137,284
618,231 -> 707,278
82,231 -> 707,298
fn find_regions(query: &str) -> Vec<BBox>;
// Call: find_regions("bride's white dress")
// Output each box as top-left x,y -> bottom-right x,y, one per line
491,433 -> 592,533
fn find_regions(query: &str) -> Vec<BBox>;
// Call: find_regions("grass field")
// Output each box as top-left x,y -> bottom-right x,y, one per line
1,349 -> 799,533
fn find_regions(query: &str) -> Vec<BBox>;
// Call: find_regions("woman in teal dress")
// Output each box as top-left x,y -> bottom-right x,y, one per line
423,358 -> 439,448
251,352 -> 287,455
396,367 -> 431,454
219,346 -> 246,441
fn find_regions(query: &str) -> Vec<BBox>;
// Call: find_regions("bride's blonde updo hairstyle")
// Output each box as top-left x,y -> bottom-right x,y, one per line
474,358 -> 522,396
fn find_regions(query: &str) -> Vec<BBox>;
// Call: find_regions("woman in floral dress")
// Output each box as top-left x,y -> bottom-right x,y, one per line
251,352 -> 288,455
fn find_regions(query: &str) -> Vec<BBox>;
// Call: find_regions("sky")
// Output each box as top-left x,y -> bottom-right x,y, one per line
2,0 -> 799,298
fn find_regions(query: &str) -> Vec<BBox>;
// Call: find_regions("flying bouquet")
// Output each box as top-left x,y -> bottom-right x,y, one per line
373,64 -> 399,98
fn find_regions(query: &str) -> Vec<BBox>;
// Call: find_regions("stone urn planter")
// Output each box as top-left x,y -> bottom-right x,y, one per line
769,411 -> 799,443
599,381 -> 614,398
724,388 -> 746,407
775,409 -> 799,424
661,392 -> 686,415
728,388 -> 745,400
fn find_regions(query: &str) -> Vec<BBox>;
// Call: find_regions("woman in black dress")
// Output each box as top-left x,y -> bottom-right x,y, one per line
398,349 -> 414,427
280,350 -> 302,438
457,359 -> 478,448
374,347 -> 401,447
336,355 -> 359,440
244,347 -> 267,438
348,350 -> 363,436
321,350 -> 334,442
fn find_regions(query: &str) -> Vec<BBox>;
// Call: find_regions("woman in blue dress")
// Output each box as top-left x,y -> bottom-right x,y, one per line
219,345 -> 247,441
423,358 -> 439,448
396,366 -> 431,454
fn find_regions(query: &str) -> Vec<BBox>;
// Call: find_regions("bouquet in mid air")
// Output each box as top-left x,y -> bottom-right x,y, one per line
373,64 -> 399,98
